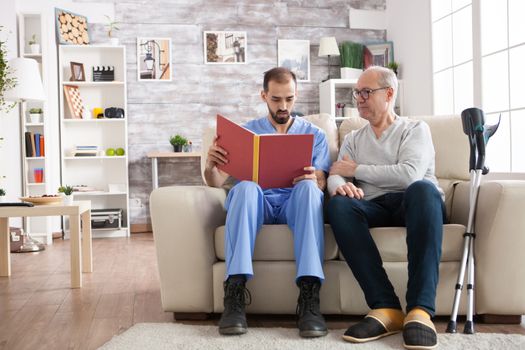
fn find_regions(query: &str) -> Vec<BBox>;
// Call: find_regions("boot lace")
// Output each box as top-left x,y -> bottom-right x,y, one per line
225,282 -> 252,313
296,281 -> 321,317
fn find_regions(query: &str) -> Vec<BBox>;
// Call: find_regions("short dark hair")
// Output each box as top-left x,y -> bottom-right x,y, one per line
263,67 -> 297,92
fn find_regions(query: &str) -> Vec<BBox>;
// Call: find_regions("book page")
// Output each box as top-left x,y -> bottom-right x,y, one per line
258,134 -> 313,189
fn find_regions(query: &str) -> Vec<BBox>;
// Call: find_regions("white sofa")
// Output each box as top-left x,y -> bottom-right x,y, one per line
150,113 -> 525,321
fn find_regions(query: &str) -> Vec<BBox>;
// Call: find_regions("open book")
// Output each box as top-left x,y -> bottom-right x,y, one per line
216,114 -> 314,189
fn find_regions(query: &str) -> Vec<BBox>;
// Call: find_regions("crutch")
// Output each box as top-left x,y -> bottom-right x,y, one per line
446,108 -> 500,334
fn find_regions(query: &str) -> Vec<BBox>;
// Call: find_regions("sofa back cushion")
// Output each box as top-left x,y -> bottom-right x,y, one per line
302,113 -> 339,162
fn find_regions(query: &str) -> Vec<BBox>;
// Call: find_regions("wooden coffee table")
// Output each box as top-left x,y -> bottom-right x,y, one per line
0,201 -> 92,288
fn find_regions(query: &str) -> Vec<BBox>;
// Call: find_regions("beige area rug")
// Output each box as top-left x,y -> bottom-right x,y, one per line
99,323 -> 525,350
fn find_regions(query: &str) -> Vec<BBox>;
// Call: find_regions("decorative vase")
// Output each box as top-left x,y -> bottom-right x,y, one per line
0,196 -> 4,203
172,145 -> 183,152
29,113 -> 41,124
30,44 -> 40,54
340,67 -> 363,79
110,37 -> 119,46
63,195 -> 73,205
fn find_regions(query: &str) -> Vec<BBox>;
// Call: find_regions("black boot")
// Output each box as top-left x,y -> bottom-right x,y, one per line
218,276 -> 251,335
296,277 -> 328,338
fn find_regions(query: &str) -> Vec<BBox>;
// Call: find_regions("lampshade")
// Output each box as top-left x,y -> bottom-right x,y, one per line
318,37 -> 340,57
4,58 -> 45,102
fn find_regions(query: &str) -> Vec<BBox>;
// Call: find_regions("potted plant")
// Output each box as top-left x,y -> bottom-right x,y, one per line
340,41 -> 364,79
170,135 -> 188,152
28,108 -> 43,123
28,34 -> 40,54
0,27 -> 17,113
0,188 -> 5,203
387,61 -> 400,76
104,15 -> 120,46
58,185 -> 74,205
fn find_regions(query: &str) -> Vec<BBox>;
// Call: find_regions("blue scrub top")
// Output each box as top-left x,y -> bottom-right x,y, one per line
239,116 -> 331,205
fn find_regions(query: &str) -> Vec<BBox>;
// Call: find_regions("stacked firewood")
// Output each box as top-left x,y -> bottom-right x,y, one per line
57,10 -> 90,45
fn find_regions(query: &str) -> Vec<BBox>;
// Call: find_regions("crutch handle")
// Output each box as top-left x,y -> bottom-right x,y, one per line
475,127 -> 486,171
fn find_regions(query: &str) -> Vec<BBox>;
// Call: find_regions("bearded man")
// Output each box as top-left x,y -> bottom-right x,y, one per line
205,67 -> 331,338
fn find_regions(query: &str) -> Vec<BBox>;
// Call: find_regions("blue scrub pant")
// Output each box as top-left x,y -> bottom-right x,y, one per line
224,180 -> 325,282
327,180 -> 445,316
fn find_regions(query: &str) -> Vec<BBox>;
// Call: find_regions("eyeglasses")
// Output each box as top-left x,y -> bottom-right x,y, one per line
352,87 -> 390,101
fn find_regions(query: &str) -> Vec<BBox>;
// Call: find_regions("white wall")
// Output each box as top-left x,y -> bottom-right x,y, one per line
386,0 -> 433,116
0,0 -> 22,209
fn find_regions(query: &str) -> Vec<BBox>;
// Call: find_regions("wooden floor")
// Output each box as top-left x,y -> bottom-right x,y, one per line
1,233 -> 524,350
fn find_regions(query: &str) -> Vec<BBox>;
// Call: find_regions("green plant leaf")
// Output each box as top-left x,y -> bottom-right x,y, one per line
340,41 -> 364,69
0,27 -> 18,113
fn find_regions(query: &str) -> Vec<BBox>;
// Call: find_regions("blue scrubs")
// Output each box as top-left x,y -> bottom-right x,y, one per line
224,116 -> 331,282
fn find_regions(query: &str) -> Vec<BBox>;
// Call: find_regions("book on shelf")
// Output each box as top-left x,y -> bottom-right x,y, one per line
73,150 -> 98,157
25,132 -> 33,157
26,131 -> 37,157
34,133 -> 40,157
72,185 -> 98,192
73,145 -> 98,157
216,114 -> 313,189
39,135 -> 45,157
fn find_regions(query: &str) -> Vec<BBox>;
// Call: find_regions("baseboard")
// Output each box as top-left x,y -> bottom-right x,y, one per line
476,314 -> 522,324
173,312 -> 210,321
130,223 -> 152,233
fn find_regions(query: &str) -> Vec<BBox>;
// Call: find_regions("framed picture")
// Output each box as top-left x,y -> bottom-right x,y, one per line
55,8 -> 90,45
70,62 -> 85,81
363,41 -> 394,68
277,39 -> 310,82
137,38 -> 172,81
63,85 -> 84,119
204,31 -> 246,64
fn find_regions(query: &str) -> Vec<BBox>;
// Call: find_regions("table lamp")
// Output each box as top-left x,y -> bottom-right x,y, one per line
4,57 -> 46,252
318,37 -> 340,82
4,57 -> 45,102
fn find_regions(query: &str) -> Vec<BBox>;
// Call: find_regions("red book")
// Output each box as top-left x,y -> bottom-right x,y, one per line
39,135 -> 45,157
216,114 -> 314,189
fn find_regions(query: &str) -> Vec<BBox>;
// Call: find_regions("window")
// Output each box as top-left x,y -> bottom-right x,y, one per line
431,0 -> 525,172
431,1 -> 473,116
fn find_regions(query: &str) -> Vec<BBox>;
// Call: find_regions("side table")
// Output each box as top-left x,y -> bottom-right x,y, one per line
147,151 -> 201,189
0,200 -> 92,288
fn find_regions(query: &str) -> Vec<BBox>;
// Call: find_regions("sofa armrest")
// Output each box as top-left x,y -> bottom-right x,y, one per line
150,185 -> 227,312
472,181 -> 525,314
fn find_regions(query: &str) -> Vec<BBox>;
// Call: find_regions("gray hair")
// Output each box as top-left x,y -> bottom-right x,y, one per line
364,66 -> 398,111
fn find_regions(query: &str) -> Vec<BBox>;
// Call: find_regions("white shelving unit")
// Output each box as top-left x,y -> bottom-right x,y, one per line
58,45 -> 129,238
17,12 -> 54,244
319,78 -> 405,121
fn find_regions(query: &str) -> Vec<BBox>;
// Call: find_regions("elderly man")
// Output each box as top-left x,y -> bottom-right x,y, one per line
205,67 -> 331,338
327,66 -> 445,350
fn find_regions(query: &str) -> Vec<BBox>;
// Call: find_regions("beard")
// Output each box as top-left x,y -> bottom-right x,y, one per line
269,107 -> 291,125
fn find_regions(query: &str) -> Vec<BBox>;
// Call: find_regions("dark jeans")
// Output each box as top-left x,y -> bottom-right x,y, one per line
327,180 -> 446,316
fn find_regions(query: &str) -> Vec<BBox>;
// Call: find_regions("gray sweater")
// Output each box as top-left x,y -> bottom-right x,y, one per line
327,116 -> 444,201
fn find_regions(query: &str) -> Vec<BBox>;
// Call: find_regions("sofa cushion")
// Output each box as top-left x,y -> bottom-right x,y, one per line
338,117 -> 368,147
337,224 -> 465,262
215,224 -> 339,261
414,115 -> 469,181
